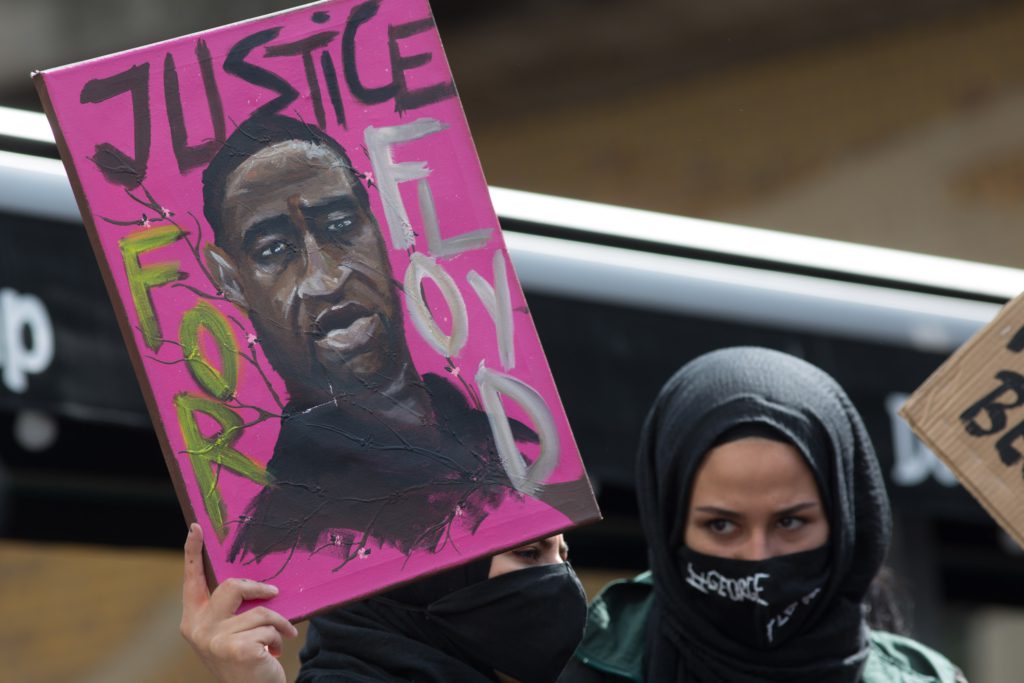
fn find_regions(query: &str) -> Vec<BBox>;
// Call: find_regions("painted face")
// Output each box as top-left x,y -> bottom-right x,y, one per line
488,534 -> 568,578
684,437 -> 829,560
211,140 -> 402,404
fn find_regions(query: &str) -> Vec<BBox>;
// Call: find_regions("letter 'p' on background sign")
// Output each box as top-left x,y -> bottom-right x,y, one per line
901,292 -> 1024,549
33,0 -> 600,620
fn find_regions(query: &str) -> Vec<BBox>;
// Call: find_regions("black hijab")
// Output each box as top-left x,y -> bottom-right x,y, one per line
636,347 -> 891,682
298,558 -> 498,682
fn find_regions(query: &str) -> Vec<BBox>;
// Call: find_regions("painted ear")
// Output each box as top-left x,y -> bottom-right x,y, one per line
205,244 -> 248,309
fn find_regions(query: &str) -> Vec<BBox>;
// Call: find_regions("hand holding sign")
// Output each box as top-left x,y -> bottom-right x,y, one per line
181,523 -> 297,683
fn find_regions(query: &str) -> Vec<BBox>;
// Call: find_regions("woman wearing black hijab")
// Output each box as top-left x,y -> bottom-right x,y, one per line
182,527 -> 587,683
297,535 -> 587,683
560,347 -> 965,683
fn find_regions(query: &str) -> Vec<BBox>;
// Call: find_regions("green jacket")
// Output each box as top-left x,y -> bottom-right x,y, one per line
560,573 -> 965,683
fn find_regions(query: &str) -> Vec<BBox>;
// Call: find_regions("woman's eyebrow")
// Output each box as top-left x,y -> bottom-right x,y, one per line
776,502 -> 819,516
692,506 -> 741,518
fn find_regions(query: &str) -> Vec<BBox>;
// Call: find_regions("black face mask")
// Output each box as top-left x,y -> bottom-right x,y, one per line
676,545 -> 831,650
422,562 -> 588,683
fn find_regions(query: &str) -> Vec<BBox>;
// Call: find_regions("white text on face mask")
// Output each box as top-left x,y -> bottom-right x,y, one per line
765,587 -> 822,643
686,563 -> 769,606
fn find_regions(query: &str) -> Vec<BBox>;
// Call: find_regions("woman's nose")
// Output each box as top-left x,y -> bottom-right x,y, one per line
735,531 -> 771,562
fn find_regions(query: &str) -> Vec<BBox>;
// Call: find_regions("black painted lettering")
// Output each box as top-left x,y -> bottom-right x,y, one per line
224,28 -> 299,118
264,31 -> 338,129
164,40 -> 226,174
79,63 -> 151,188
389,17 -> 456,112
321,51 -> 346,128
995,419 -> 1024,466
961,370 -> 1024,436
342,0 -> 398,105
1008,325 -> 1024,353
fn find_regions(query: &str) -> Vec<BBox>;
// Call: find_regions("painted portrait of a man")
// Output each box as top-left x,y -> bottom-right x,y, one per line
201,115 -> 556,564
37,0 -> 600,617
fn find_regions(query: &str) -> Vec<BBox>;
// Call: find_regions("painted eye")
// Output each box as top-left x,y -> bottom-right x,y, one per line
256,240 -> 292,261
326,215 -> 355,233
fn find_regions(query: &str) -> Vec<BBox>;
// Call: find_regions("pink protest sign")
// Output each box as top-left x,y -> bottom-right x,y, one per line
34,0 -> 599,620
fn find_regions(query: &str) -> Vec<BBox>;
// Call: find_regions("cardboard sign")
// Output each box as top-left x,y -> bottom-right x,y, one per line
901,292 -> 1024,548
33,0 -> 599,620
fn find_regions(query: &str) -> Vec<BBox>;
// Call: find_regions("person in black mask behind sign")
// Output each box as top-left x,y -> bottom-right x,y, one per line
182,525 -> 586,683
560,347 -> 965,683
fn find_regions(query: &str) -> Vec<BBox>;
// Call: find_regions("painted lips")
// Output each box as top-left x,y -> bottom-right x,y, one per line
312,303 -> 379,353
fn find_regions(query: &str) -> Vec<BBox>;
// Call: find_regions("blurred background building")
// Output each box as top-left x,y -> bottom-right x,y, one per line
3,0 -> 1024,681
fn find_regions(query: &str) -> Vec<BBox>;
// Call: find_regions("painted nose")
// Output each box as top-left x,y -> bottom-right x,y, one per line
296,231 -> 350,299
286,195 -> 351,300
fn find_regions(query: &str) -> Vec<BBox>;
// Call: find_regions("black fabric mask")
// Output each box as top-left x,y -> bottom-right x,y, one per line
677,545 -> 831,650
423,562 -> 589,683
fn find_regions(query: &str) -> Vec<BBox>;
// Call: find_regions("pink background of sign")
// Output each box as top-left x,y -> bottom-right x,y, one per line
38,0 -> 592,620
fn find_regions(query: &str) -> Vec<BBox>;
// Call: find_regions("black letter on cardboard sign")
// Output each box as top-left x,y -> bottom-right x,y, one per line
264,31 -> 338,129
80,63 -> 151,189
343,0 -> 398,105
995,420 -> 1024,466
389,17 -> 456,113
1007,325 -> 1024,353
224,28 -> 299,118
164,40 -> 226,174
961,370 -> 1024,436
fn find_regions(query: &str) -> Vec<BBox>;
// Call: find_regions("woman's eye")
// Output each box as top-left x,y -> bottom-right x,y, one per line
778,516 -> 806,530
706,519 -> 735,534
514,546 -> 540,561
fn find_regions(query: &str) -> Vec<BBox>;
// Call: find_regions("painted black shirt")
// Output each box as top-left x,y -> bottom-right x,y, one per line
228,373 -> 532,565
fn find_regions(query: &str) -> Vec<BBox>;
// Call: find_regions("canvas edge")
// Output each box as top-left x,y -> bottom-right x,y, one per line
31,69 -> 211,589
